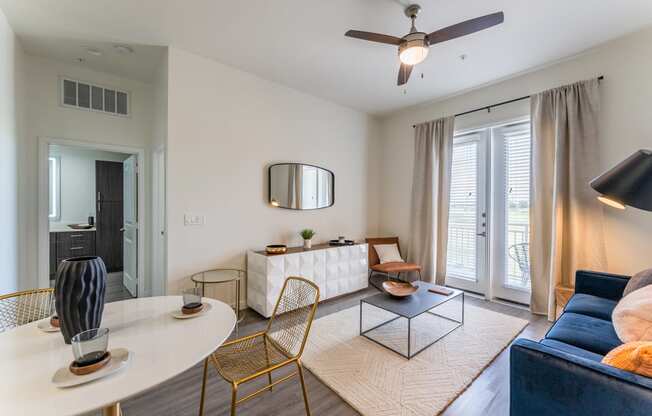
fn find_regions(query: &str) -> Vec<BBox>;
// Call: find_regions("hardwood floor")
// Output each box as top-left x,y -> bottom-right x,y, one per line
115,288 -> 550,416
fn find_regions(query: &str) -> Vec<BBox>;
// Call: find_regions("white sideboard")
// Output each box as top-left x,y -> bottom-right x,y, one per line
247,243 -> 369,318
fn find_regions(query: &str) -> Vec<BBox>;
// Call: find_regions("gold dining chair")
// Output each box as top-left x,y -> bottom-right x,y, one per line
199,277 -> 320,416
0,288 -> 54,333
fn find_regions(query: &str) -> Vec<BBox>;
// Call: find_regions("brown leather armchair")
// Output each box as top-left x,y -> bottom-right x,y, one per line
365,237 -> 422,291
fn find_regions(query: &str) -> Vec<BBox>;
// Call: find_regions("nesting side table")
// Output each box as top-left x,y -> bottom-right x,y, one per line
191,268 -> 246,330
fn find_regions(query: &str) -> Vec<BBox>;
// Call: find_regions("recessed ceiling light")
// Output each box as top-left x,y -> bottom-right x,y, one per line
113,44 -> 134,54
86,48 -> 102,56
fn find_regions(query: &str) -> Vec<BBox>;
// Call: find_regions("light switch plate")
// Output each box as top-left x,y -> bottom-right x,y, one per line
184,214 -> 204,226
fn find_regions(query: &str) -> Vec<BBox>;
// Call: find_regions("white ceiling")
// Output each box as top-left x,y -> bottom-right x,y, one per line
2,0 -> 652,114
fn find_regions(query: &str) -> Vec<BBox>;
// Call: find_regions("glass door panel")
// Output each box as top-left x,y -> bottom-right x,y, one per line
491,122 -> 531,304
446,133 -> 487,294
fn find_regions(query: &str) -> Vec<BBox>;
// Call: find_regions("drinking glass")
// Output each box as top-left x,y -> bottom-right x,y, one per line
183,287 -> 202,309
71,328 -> 110,366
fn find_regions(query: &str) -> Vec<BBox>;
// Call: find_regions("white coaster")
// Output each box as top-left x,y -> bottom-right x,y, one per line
52,348 -> 131,388
170,302 -> 213,319
37,318 -> 60,333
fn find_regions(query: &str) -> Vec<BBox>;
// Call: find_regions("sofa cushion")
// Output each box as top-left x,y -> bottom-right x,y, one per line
564,293 -> 618,321
623,268 -> 652,297
602,341 -> 652,378
546,312 -> 622,355
371,262 -> 421,273
613,285 -> 652,342
540,339 -> 604,362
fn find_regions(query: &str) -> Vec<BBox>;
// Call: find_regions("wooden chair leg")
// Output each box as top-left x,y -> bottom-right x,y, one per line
230,383 -> 238,416
417,270 -> 422,281
198,358 -> 209,416
296,360 -> 311,416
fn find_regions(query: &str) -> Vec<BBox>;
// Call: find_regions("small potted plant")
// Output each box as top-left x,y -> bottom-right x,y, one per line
300,229 -> 316,249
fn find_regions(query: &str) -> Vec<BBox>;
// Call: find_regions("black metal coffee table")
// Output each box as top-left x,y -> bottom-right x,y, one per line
359,281 -> 464,359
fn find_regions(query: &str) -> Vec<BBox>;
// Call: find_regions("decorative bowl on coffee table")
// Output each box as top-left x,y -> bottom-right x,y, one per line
382,281 -> 417,297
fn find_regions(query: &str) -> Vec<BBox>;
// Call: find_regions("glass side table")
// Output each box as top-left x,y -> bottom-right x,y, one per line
190,268 -> 246,331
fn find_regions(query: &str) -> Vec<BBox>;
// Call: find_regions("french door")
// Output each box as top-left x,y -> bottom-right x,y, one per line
446,120 -> 532,305
445,131 -> 488,294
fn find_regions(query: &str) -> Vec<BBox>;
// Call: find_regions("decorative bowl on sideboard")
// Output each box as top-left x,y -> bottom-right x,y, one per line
265,244 -> 288,255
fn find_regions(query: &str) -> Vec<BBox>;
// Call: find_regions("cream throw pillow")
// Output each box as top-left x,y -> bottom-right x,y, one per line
613,285 -> 652,343
374,244 -> 404,264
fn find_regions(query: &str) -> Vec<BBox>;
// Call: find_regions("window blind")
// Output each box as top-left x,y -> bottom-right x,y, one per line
502,123 -> 531,288
447,136 -> 478,280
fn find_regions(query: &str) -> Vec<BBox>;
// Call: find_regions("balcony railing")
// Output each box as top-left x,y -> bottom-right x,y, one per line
447,222 -> 530,288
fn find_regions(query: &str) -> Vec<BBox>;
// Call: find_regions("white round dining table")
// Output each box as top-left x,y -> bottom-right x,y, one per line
0,296 -> 236,415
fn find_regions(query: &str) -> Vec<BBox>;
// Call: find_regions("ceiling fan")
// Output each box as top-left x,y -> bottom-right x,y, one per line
345,4 -> 504,86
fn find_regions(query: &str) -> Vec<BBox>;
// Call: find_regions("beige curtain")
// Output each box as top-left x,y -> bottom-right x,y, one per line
407,117 -> 455,284
530,78 -> 608,320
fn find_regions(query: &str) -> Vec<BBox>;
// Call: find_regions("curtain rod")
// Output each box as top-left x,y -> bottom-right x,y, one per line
412,75 -> 604,128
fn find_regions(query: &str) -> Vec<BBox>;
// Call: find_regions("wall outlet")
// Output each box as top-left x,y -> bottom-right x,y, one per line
184,214 -> 205,226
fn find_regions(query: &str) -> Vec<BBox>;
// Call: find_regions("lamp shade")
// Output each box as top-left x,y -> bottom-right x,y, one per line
590,149 -> 652,212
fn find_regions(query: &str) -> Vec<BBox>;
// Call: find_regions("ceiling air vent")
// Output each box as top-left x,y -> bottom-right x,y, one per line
60,78 -> 130,116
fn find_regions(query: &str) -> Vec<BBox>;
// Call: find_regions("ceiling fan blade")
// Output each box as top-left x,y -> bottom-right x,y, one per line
345,30 -> 402,45
397,63 -> 413,86
427,12 -> 504,45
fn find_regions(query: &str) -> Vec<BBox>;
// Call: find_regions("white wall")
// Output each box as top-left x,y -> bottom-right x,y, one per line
48,145 -> 129,225
378,26 -> 652,277
166,47 -> 381,296
150,50 -> 169,296
21,54 -> 155,290
0,9 -> 24,293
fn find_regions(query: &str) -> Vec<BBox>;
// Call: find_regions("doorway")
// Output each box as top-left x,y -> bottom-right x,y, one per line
39,138 -> 145,301
445,119 -> 532,305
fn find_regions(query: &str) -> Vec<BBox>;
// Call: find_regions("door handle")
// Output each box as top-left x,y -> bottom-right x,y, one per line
476,232 -> 487,237
120,228 -> 126,232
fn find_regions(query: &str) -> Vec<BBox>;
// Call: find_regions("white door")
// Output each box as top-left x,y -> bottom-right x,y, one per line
490,122 -> 532,304
445,132 -> 488,294
122,155 -> 138,297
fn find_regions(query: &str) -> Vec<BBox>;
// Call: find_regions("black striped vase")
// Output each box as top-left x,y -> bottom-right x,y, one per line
54,256 -> 107,344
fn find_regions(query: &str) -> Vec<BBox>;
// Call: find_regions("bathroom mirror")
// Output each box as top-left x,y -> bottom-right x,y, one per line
268,163 -> 334,210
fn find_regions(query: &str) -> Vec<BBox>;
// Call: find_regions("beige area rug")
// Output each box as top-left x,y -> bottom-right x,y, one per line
302,302 -> 528,416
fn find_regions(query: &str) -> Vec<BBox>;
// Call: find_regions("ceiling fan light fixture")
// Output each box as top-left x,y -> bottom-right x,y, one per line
398,33 -> 429,65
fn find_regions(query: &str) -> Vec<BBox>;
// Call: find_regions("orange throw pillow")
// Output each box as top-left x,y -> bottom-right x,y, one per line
602,342 -> 652,377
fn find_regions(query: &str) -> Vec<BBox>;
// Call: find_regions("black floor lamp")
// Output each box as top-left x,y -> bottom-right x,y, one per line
590,149 -> 652,212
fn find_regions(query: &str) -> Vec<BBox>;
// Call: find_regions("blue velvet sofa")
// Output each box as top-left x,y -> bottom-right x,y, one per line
510,270 -> 652,416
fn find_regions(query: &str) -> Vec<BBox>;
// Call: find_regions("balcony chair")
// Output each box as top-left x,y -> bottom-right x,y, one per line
199,277 -> 320,416
508,243 -> 530,285
366,237 -> 422,291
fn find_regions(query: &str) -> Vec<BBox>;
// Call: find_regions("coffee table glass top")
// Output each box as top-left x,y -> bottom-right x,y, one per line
361,281 -> 462,319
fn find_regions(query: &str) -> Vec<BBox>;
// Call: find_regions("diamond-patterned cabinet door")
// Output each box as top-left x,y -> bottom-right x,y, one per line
337,246 -> 351,261
310,251 -> 326,299
358,244 -> 369,289
247,252 -> 269,317
265,255 -> 285,317
284,253 -> 301,277
337,261 -> 351,296
325,248 -> 341,299
298,252 -> 314,280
